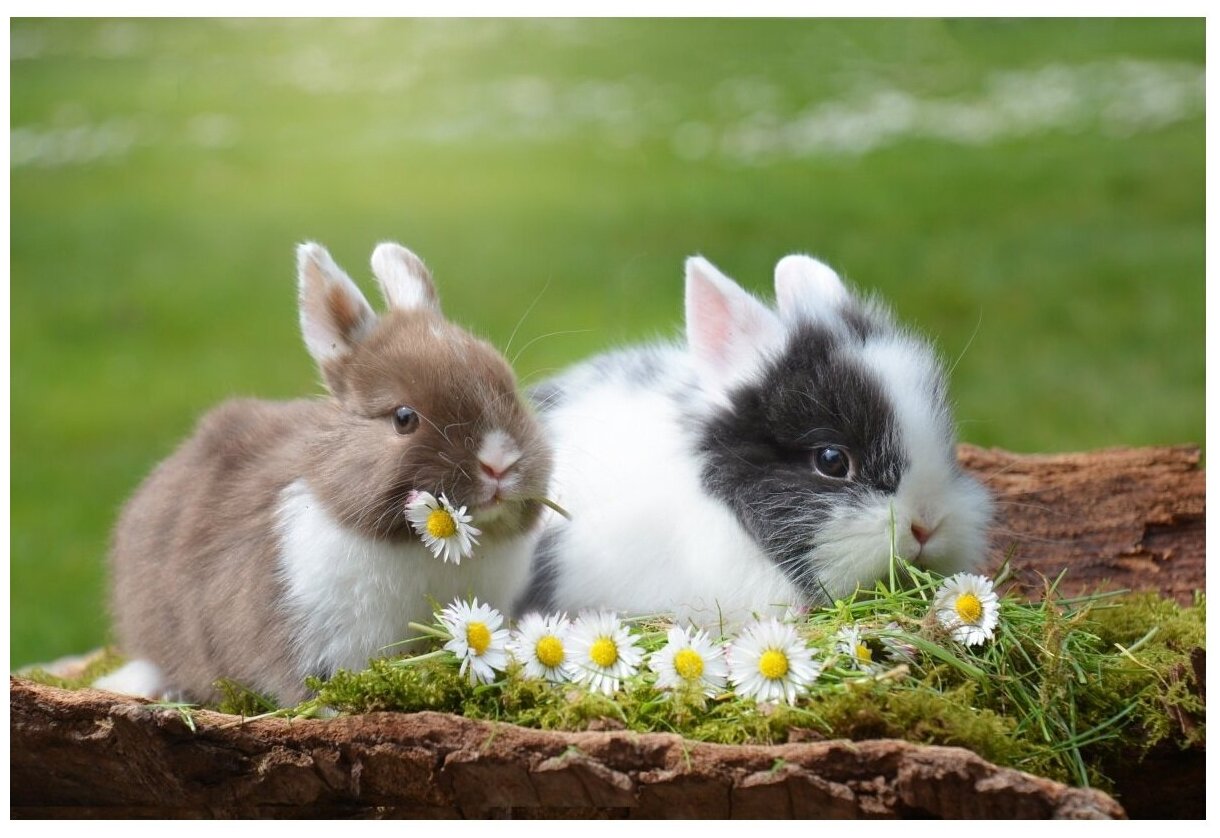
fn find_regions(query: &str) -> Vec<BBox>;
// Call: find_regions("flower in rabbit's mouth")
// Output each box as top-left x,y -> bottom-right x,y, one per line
648,625 -> 729,697
933,572 -> 1000,646
727,618 -> 821,705
439,598 -> 510,685
405,491 -> 481,564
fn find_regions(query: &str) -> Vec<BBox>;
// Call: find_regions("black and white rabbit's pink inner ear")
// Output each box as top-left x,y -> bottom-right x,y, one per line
370,242 -> 440,314
774,254 -> 849,324
684,255 -> 785,403
297,241 -> 378,366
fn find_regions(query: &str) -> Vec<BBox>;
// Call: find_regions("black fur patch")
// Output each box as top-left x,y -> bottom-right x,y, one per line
698,322 -> 906,598
515,526 -> 565,616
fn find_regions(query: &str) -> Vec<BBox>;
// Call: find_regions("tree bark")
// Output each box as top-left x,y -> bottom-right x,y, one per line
961,445 -> 1204,604
9,446 -> 1205,819
10,678 -> 1124,819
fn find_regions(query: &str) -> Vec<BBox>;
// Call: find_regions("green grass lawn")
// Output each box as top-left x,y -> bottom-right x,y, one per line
9,18 -> 1204,668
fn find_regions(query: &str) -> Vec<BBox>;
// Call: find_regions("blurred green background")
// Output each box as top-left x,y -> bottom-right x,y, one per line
9,19 -> 1204,668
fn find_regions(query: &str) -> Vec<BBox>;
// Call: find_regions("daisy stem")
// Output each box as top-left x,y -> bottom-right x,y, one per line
887,503 -> 898,593
387,648 -> 453,668
531,496 -> 572,520
405,622 -> 452,641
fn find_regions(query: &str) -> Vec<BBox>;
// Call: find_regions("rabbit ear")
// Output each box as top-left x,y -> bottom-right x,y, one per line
297,242 -> 377,366
370,242 -> 440,313
774,254 -> 848,322
685,256 -> 785,401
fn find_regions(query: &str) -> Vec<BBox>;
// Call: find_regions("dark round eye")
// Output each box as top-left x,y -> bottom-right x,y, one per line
813,446 -> 851,479
392,406 -> 420,435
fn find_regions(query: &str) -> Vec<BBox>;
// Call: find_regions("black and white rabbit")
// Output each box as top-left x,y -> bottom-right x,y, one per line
517,254 -> 991,624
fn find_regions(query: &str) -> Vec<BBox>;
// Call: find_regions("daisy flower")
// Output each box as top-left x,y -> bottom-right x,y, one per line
567,610 -> 644,696
509,612 -> 574,683
438,598 -> 509,685
727,618 -> 821,705
933,572 -> 1001,646
648,625 -> 729,697
835,624 -> 883,674
405,490 -> 481,564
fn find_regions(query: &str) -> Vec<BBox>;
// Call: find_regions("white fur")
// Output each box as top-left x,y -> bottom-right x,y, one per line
537,351 -> 802,628
684,256 -> 785,408
275,479 -> 534,678
477,429 -> 522,477
297,242 -> 376,364
93,659 -> 169,699
774,254 -> 848,322
371,242 -> 437,312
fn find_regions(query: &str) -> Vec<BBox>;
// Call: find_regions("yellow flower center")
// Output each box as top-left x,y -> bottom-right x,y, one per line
426,508 -> 458,539
758,649 -> 789,680
535,635 -> 565,668
955,592 -> 983,624
465,621 -> 491,656
673,648 -> 705,680
590,637 -> 618,668
856,643 -> 873,663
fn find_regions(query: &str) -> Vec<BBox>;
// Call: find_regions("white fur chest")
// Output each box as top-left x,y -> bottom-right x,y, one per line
275,479 -> 533,678
541,373 -> 802,626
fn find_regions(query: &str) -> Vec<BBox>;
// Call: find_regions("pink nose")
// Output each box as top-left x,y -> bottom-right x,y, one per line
480,461 -> 505,481
911,523 -> 932,546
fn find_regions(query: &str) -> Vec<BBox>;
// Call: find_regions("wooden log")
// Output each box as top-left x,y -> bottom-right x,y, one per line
961,445 -> 1204,604
9,678 -> 1124,819
9,445 -> 1205,818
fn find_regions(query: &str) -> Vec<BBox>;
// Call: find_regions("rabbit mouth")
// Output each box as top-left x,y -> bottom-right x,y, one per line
471,494 -> 526,523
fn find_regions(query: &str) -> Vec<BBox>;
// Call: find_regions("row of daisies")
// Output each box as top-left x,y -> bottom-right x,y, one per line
429,572 -> 1001,705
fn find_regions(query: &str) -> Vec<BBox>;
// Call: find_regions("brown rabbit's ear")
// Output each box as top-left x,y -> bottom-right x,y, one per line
370,242 -> 440,313
297,242 -> 377,368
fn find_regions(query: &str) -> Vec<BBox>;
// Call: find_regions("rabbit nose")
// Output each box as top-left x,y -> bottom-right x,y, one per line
911,522 -> 934,546
477,429 -> 522,481
480,461 -> 507,480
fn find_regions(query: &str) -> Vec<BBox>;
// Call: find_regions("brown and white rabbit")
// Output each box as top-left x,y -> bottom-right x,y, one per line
95,242 -> 552,704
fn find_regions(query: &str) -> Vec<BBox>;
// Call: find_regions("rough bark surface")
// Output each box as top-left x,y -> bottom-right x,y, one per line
10,679 -> 1124,819
10,446 -> 1204,819
960,445 -> 1204,604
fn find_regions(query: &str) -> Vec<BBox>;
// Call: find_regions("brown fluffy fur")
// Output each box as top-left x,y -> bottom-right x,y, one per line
107,243 -> 551,702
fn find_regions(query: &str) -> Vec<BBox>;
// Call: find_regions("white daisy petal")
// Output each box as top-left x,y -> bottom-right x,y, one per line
567,610 -> 644,696
835,624 -> 883,674
647,624 -> 729,697
405,491 -> 482,564
726,618 -> 821,705
438,598 -> 509,685
933,573 -> 1001,646
509,612 -> 575,683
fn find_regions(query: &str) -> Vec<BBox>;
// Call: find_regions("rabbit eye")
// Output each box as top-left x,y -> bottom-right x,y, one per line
813,446 -> 851,479
392,406 -> 420,435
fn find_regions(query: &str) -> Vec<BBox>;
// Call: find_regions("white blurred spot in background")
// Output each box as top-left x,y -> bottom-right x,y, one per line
9,16 -> 1204,171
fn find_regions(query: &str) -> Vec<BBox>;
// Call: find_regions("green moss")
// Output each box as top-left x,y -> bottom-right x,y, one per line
21,647 -> 125,689
212,678 -> 279,717
1084,593 -> 1206,759
293,584 -> 1202,791
307,657 -> 469,715
32,582 -> 1202,795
